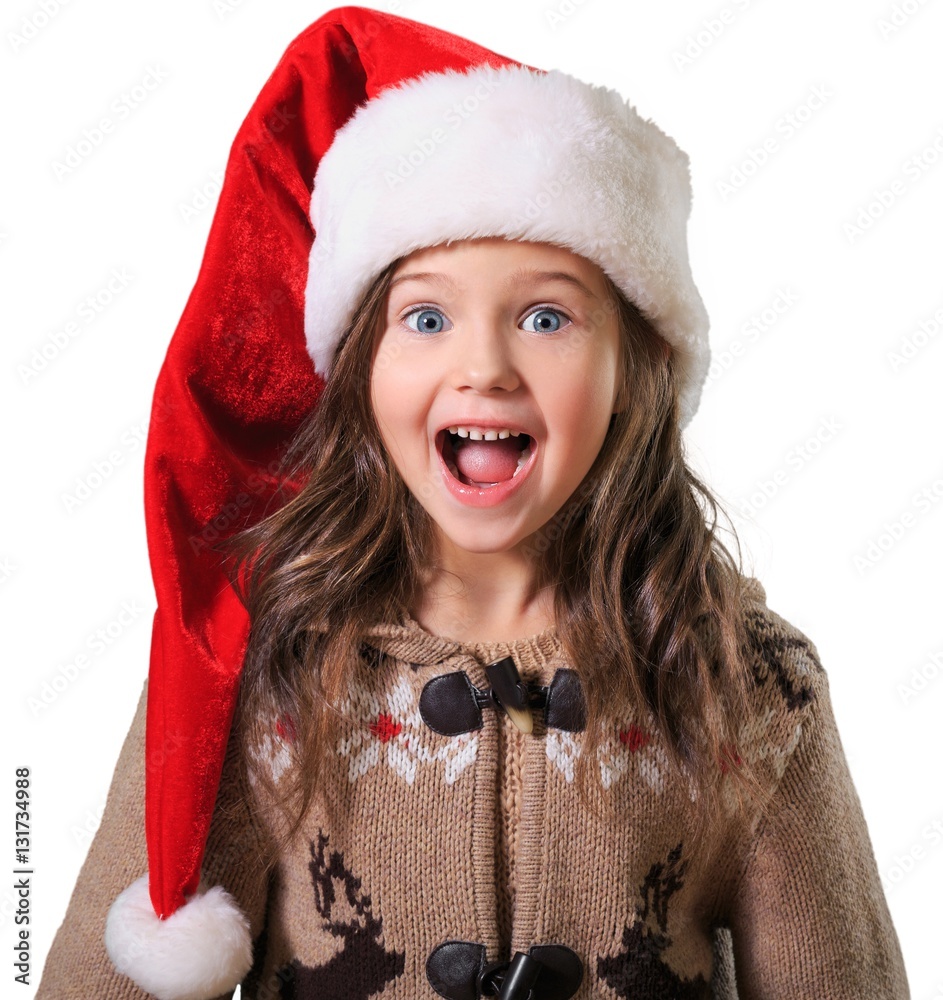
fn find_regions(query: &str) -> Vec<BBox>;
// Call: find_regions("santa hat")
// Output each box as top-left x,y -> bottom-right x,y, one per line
103,7 -> 709,999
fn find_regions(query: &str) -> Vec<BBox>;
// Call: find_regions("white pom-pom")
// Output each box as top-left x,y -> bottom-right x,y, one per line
105,874 -> 253,1000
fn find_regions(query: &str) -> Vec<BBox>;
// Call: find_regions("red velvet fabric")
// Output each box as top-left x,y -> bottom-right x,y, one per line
143,6 -> 525,919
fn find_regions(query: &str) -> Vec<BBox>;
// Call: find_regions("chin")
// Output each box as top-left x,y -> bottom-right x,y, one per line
445,535 -> 523,556
435,524 -> 532,558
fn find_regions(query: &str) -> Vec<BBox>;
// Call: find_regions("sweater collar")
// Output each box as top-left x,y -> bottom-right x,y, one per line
362,612 -> 562,673
360,578 -> 768,671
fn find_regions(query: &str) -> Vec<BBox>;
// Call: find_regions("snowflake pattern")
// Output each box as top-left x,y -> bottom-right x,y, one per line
546,671 -> 808,807
597,719 -> 672,794
717,708 -> 803,813
335,674 -> 478,786
247,715 -> 296,786
546,730 -> 581,782
248,654 -> 805,810
546,715 -> 672,793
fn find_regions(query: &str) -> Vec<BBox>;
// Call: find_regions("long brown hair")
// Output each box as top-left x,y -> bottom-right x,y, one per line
222,249 -> 770,851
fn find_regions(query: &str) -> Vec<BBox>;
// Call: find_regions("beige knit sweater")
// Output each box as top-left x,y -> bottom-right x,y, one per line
38,578 -> 909,999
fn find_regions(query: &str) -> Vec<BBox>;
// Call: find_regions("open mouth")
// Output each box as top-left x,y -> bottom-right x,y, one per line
436,429 -> 534,489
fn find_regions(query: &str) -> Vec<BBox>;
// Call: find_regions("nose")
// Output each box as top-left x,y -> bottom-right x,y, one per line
449,318 -> 520,394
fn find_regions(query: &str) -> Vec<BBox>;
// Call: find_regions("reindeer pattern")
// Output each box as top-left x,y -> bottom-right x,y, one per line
278,829 -> 406,999
596,843 -> 711,999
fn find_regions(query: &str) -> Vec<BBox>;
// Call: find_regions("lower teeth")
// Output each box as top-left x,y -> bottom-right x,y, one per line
513,442 -> 533,477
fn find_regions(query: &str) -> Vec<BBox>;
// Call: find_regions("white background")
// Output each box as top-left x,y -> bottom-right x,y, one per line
3,0 -> 941,995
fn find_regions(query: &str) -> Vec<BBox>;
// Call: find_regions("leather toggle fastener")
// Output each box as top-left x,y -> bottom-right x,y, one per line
427,940 -> 583,1000
485,656 -> 533,734
419,666 -> 586,737
478,950 -> 542,998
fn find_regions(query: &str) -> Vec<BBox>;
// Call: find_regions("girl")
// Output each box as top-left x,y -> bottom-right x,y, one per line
37,7 -> 908,999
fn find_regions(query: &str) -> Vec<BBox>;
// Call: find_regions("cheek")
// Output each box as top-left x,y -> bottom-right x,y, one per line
370,336 -> 409,425
539,356 -> 620,480
370,357 -> 428,472
368,371 -> 389,434
371,331 -> 436,410
369,368 -> 405,461
372,326 -> 407,381
548,354 -> 620,430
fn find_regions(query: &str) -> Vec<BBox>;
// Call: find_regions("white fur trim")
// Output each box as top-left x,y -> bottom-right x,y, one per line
305,63 -> 709,427
105,874 -> 252,1000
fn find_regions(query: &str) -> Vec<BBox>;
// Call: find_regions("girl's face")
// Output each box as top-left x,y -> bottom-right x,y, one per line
370,237 -> 624,560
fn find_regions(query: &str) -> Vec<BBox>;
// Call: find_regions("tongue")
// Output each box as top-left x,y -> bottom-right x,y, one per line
454,438 -> 522,484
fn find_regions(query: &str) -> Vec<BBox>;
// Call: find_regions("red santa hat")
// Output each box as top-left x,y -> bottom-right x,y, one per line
102,6 -> 709,998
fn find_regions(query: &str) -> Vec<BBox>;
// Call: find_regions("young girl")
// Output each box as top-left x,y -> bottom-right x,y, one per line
37,7 -> 908,999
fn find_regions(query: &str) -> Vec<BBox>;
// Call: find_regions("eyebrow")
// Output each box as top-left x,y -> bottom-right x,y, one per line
388,267 -> 597,299
389,271 -> 454,291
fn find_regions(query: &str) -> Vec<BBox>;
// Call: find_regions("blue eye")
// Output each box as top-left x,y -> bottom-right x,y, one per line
404,308 -> 450,334
522,308 -> 568,334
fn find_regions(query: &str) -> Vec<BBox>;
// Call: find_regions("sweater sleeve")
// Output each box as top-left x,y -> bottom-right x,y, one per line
727,665 -> 909,999
36,680 -> 272,999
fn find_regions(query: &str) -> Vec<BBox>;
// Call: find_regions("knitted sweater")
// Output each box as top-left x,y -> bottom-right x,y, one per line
38,577 -> 908,999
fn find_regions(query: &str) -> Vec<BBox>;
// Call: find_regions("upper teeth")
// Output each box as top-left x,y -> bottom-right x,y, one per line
447,426 -> 522,441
